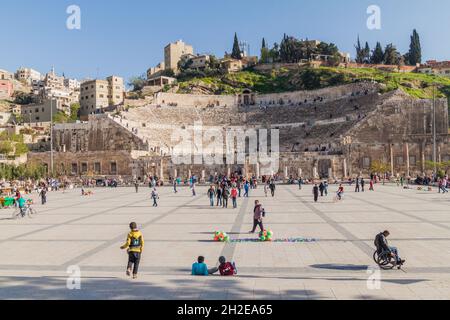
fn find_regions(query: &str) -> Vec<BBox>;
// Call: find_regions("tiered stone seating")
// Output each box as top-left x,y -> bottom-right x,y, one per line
113,83 -> 384,154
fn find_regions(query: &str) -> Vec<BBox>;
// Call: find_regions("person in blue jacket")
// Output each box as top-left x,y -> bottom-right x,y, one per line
192,256 -> 209,276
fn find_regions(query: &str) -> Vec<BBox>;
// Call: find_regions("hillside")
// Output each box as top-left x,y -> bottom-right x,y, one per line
175,66 -> 450,100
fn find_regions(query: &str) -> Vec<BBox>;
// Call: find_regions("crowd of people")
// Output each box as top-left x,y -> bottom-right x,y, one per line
3,167 -> 439,280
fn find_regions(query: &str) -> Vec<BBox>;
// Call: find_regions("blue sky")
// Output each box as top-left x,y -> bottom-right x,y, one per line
1,0 -> 449,83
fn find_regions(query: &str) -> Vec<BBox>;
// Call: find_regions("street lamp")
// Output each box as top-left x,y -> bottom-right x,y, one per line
432,83 -> 437,175
50,95 -> 54,176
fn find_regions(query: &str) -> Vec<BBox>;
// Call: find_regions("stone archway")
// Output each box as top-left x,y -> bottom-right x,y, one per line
318,159 -> 332,178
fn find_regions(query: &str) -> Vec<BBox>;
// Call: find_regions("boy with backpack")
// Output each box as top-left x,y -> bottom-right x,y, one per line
120,222 -> 144,279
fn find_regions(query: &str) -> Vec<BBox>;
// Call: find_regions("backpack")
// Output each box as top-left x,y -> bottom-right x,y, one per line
130,235 -> 142,248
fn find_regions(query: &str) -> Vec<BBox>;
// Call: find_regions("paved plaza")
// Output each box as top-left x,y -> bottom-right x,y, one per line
1,184 -> 450,300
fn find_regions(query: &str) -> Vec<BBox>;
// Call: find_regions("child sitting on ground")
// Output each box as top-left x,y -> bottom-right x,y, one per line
208,256 -> 237,276
191,256 -> 209,276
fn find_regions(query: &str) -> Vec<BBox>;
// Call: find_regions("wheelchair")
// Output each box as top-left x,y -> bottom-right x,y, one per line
373,250 -> 402,270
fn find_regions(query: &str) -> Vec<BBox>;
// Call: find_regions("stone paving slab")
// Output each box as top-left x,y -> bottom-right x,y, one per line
0,184 -> 450,300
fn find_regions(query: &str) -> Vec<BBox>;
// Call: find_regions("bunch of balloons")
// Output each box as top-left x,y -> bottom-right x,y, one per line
213,231 -> 230,242
259,229 -> 273,242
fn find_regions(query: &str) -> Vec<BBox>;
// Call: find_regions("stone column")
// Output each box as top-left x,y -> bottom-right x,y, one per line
160,158 -> 164,181
313,166 -> 318,179
201,170 -> 205,183
328,167 -> 333,180
227,167 -> 231,177
438,145 -> 442,163
421,141 -> 426,174
298,168 -> 302,178
405,143 -> 410,178
343,159 -> 348,179
390,144 -> 394,176
284,166 -> 288,179
174,168 -> 178,179
188,169 -> 192,179
256,162 -> 260,179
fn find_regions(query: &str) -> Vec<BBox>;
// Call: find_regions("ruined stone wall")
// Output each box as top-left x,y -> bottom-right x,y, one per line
28,150 -> 136,177
342,94 -> 450,177
154,92 -> 236,108
253,83 -> 381,108
53,115 -> 148,153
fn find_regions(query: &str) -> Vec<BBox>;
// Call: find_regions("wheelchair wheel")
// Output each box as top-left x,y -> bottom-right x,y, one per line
376,252 -> 396,270
373,251 -> 380,264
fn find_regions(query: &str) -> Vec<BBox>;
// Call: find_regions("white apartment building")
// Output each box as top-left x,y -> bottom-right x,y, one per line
0,69 -> 14,81
64,78 -> 81,91
15,67 -> 42,85
43,68 -> 65,90
189,55 -> 211,69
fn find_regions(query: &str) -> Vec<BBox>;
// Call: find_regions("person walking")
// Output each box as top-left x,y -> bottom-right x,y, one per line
216,187 -> 223,207
269,180 -> 276,197
249,200 -> 265,233
120,222 -> 144,280
319,182 -> 325,197
313,184 -> 319,203
298,177 -> 303,190
354,177 -> 360,192
207,185 -> 215,207
134,181 -> 139,193
243,181 -> 250,197
369,179 -> 374,191
191,181 -> 196,197
440,176 -> 449,193
222,187 -> 230,208
173,179 -> 178,193
361,178 -> 365,192
151,188 -> 159,207
40,187 -> 47,205
324,181 -> 329,196
231,187 -> 238,209
237,180 -> 242,197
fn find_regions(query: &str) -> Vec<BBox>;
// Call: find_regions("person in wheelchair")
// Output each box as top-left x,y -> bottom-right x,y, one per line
374,230 -> 405,265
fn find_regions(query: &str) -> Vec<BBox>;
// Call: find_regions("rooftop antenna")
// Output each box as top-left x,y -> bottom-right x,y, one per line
239,40 -> 250,57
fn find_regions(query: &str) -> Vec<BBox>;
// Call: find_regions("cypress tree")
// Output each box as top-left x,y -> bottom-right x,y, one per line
408,29 -> 422,65
364,42 -> 371,63
260,38 -> 269,63
355,35 -> 364,63
231,33 -> 242,59
371,42 -> 384,64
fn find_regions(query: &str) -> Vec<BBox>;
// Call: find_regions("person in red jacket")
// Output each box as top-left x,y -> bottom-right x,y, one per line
209,256 -> 237,276
231,187 -> 238,208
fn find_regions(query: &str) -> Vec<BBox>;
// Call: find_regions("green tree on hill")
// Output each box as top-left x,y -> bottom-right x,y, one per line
407,29 -> 422,66
269,43 -> 280,62
355,36 -> 365,63
363,42 -> 371,63
128,73 -> 147,91
231,33 -> 242,59
371,42 -> 384,64
383,43 -> 400,65
260,38 -> 270,63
